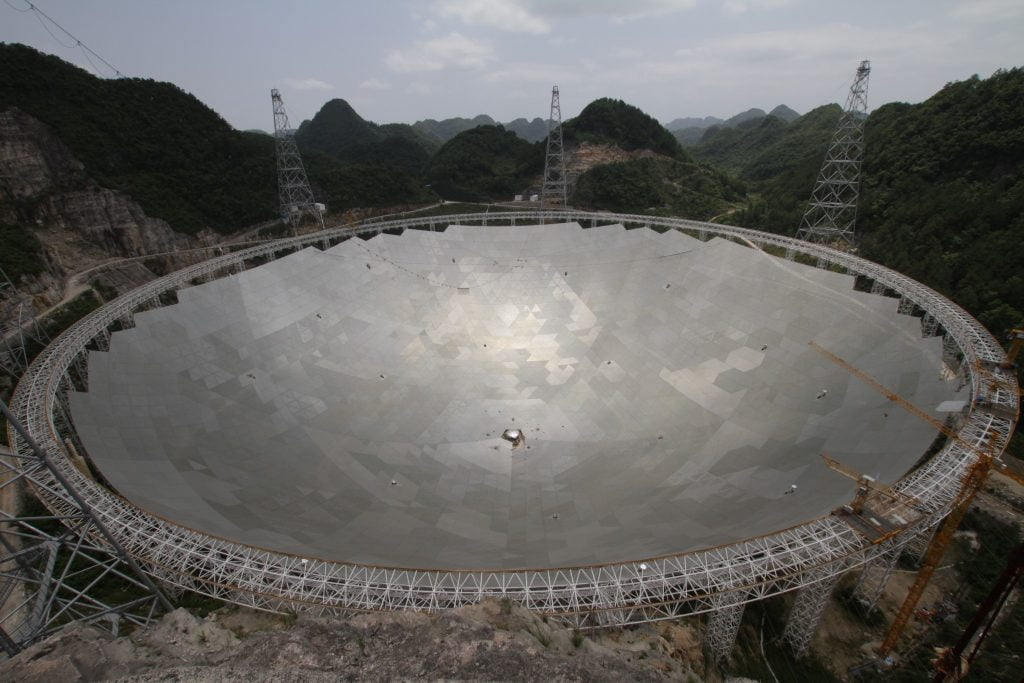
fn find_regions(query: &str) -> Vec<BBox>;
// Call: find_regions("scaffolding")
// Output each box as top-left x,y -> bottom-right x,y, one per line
783,564 -> 844,657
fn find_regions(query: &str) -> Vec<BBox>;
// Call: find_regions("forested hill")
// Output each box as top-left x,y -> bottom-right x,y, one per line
857,69 -> 1024,336
294,99 -> 438,176
692,104 -> 840,179
423,125 -> 541,201
0,43 -> 275,232
564,98 -> 687,159
733,68 -> 1024,337
0,44 -> 431,233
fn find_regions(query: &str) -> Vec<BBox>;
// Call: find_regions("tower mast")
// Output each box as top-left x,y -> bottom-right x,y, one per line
796,60 -> 871,246
541,85 -> 567,209
271,89 -> 324,231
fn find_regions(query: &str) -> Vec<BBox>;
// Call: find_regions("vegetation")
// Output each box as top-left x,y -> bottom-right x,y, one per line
423,125 -> 542,201
693,104 -> 840,181
729,596 -> 839,682
0,43 -> 276,233
565,98 -> 687,159
303,151 -> 434,210
0,222 -> 46,281
413,114 -> 497,144
294,99 -> 438,177
722,69 -> 1024,339
856,69 -> 1024,337
876,509 -> 1022,682
0,44 -> 429,234
572,157 -> 746,219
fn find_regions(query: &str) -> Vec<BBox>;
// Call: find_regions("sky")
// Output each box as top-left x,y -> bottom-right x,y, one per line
2,0 -> 1023,131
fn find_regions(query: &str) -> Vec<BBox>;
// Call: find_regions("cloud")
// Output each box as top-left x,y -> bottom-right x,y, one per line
949,0 -> 1024,21
482,63 -> 580,85
284,78 -> 334,91
431,0 -> 697,33
722,0 -> 797,15
386,32 -> 493,72
360,78 -> 391,90
436,0 -> 550,34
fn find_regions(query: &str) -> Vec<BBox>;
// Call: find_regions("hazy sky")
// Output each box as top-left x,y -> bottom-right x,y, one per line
3,0 -> 1022,131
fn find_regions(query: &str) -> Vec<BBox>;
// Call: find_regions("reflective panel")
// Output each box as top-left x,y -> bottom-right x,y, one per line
71,223 -> 959,569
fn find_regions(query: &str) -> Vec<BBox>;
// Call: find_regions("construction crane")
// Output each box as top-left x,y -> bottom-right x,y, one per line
807,340 -> 1022,659
930,543 -> 1024,682
808,341 -> 1022,484
820,454 -> 923,517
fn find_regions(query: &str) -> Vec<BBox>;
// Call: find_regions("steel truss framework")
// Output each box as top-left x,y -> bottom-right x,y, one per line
540,86 -> 567,208
782,564 -> 844,657
5,210 -> 1017,658
271,89 -> 323,229
0,400 -> 171,655
796,60 -> 871,245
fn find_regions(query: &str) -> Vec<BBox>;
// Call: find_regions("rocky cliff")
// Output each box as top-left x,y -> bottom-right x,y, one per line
0,600 -> 709,683
0,107 -> 195,319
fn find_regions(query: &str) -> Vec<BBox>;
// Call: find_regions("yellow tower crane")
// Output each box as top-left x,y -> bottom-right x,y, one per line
807,340 -> 1022,659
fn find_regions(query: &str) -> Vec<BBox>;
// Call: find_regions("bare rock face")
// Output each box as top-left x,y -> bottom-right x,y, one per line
0,107 -> 196,329
0,107 -> 192,262
566,142 -> 663,178
0,601 -> 707,682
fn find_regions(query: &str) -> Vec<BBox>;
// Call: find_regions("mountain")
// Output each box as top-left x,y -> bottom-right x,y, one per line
564,98 -> 686,160
413,115 -> 496,144
670,106 -> 801,148
295,99 -> 379,157
412,115 -> 549,144
503,117 -> 549,143
734,68 -> 1024,336
689,105 -> 839,177
0,45 -> 431,238
664,116 -> 723,131
672,127 -> 709,148
722,107 -> 767,128
423,125 -> 542,201
0,43 -> 278,233
294,100 -> 437,176
768,104 -> 800,123
571,157 -> 745,219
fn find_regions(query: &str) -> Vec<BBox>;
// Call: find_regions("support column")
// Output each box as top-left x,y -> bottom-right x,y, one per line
95,328 -> 111,352
783,568 -> 842,657
942,334 -> 960,370
853,541 -> 901,609
898,296 -> 915,315
870,280 -> 886,295
921,313 -> 940,337
784,247 -> 795,261
903,527 -> 934,567
706,589 -> 746,662
816,256 -> 829,269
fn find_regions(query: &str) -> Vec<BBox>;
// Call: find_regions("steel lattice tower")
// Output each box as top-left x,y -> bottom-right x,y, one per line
541,85 -> 567,208
796,60 -> 871,246
271,89 -> 323,230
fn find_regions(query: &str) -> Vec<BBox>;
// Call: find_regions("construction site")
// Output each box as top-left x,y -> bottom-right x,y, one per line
1,61 -> 1021,681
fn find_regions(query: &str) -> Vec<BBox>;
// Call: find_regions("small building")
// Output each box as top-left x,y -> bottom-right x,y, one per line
529,194 -> 539,202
